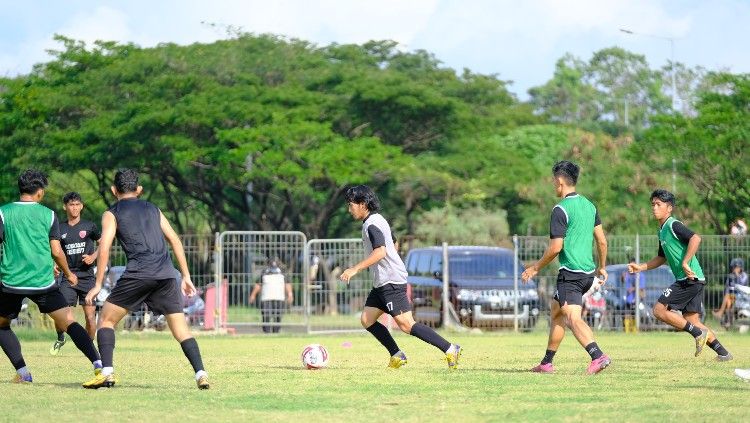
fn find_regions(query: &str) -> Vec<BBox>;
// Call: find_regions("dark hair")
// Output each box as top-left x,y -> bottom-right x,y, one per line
18,169 -> 48,195
552,160 -> 579,186
114,168 -> 139,194
650,189 -> 675,206
344,185 -> 380,212
63,191 -> 82,204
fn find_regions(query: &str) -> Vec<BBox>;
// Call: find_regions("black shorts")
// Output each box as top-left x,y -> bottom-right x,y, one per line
59,277 -> 95,307
0,288 -> 69,319
553,272 -> 594,307
364,283 -> 411,317
106,278 -> 183,315
658,280 -> 704,313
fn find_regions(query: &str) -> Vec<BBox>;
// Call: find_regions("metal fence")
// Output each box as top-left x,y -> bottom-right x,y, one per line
430,235 -> 750,333
216,231 -> 307,333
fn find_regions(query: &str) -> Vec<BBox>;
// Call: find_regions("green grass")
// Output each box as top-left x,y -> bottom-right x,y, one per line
4,329 -> 750,422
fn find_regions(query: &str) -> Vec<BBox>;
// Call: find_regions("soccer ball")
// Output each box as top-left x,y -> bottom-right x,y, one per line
301,344 -> 329,369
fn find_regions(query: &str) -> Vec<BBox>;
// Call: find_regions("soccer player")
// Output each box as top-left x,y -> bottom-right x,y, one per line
521,161 -> 611,375
340,185 -> 462,369
628,189 -> 732,361
0,170 -> 102,382
82,169 -> 210,389
50,192 -> 101,355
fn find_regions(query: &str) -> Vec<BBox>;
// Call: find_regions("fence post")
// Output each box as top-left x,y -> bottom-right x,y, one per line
214,231 -> 222,333
513,235 -> 519,333
635,234 -> 640,332
441,242 -> 450,329
304,240 -> 311,334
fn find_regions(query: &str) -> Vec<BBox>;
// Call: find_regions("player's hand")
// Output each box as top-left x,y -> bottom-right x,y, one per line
596,268 -> 608,284
627,263 -> 643,274
521,265 -> 538,283
340,267 -> 358,284
53,265 -> 60,278
181,275 -> 196,297
82,254 -> 96,265
85,286 -> 101,306
682,262 -> 696,279
67,273 -> 78,287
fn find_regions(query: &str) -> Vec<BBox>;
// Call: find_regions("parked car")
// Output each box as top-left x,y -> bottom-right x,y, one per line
405,246 -> 539,330
604,264 -> 704,330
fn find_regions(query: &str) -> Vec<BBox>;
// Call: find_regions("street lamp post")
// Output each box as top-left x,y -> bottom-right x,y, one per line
620,28 -> 678,111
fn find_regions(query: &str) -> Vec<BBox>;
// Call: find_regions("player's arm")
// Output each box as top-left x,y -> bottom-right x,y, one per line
49,213 -> 77,285
85,211 -> 116,305
522,206 -> 565,283
82,223 -> 102,265
248,283 -> 261,303
340,246 -> 385,283
672,221 -> 701,279
340,225 -> 387,283
285,281 -> 293,304
593,222 -> 608,283
160,211 -> 195,296
628,244 -> 666,274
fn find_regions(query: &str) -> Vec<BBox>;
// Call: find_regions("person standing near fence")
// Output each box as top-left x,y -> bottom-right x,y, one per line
521,160 -> 611,375
628,189 -> 733,362
0,170 -> 102,383
249,259 -> 292,333
340,185 -> 462,370
50,192 -> 101,355
712,258 -> 748,325
82,168 -> 210,389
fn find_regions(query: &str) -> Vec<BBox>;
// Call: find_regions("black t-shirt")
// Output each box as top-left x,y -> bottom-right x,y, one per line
109,198 -> 176,280
60,219 -> 101,278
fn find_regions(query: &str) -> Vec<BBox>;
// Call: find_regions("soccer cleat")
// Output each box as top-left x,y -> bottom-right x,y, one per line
735,368 -> 750,382
445,344 -> 462,370
694,329 -> 708,357
50,339 -> 66,356
388,351 -> 408,369
11,373 -> 33,383
586,354 -> 611,375
531,363 -> 555,373
196,375 -> 210,390
82,373 -> 116,389
715,352 -> 733,362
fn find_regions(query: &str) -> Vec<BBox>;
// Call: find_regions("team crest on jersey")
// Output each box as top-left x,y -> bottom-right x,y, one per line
79,230 -> 87,239
61,233 -> 67,239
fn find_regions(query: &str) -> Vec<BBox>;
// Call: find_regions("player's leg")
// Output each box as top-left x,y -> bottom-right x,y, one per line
653,282 -> 708,355
164,312 -> 209,389
532,299 -> 564,373
82,303 -> 97,339
272,300 -> 283,333
361,288 -> 407,367
82,301 -> 129,388
684,304 -> 732,361
260,301 -> 272,333
50,282 -> 78,355
47,305 -> 101,368
558,278 -> 610,374
0,293 -> 32,382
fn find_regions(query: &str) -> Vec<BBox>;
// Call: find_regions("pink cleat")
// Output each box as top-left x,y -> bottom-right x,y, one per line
586,354 -> 611,375
531,363 -> 555,373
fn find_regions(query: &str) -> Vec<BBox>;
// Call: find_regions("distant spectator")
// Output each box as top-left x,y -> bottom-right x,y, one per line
712,259 -> 748,323
183,287 -> 205,325
730,218 -> 747,236
249,259 -> 293,333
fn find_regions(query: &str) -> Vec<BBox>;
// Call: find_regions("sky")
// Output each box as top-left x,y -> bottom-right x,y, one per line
1,0 -> 747,99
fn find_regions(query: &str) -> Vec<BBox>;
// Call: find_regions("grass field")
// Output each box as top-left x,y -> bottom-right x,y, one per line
4,328 -> 750,422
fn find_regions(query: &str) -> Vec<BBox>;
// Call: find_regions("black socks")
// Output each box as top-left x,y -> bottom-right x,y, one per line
585,342 -> 604,360
541,349 -> 557,365
180,338 -> 206,373
66,322 -> 100,363
0,326 -> 25,370
683,322 -> 702,337
708,339 -> 729,356
409,322 -> 451,353
366,321 -> 400,356
97,327 -> 116,368
56,331 -> 65,342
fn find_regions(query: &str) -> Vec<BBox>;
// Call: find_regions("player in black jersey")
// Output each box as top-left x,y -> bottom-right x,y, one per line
82,169 -> 209,389
50,192 -> 101,355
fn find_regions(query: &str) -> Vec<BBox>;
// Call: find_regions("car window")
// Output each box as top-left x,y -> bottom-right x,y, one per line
430,252 -> 442,275
449,253 -> 513,278
415,253 -> 432,276
406,253 -> 417,275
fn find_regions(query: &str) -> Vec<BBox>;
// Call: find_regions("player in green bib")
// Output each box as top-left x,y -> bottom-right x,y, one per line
0,170 -> 102,383
522,161 -> 611,375
629,189 -> 732,361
